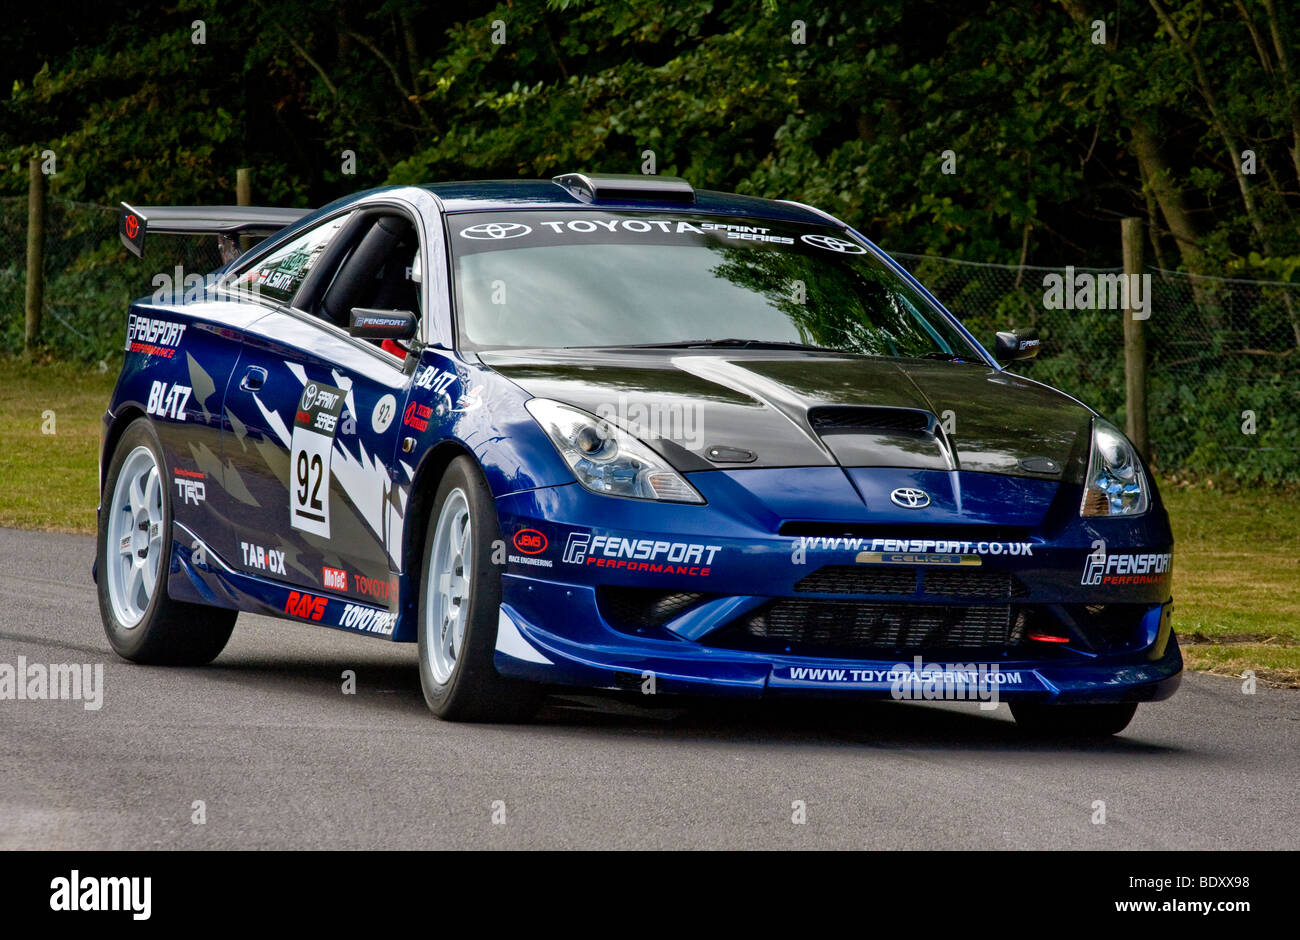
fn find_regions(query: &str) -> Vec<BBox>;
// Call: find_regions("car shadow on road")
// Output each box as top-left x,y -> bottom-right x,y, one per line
533,693 -> 1190,756
197,651 -> 1188,755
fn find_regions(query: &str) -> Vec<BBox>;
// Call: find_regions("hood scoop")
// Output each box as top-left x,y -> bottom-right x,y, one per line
806,405 -> 954,471
808,406 -> 936,434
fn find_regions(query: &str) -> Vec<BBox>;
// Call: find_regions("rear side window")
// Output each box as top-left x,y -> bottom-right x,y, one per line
232,215 -> 350,305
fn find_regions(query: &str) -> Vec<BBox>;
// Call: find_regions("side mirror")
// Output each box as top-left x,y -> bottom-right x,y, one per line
349,308 -> 418,341
994,328 -> 1040,364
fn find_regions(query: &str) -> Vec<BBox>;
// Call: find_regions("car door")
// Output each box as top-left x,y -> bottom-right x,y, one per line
218,205 -> 422,610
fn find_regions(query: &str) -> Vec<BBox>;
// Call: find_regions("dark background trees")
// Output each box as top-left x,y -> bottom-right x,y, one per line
5,0 -> 1300,278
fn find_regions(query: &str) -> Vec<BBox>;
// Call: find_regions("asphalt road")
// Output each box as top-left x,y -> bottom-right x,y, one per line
1,526 -> 1295,850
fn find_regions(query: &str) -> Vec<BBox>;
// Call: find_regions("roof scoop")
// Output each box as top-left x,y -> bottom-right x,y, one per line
552,173 -> 694,204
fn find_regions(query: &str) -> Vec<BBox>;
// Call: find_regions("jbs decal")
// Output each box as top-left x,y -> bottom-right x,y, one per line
563,533 -> 721,576
339,603 -> 396,636
513,529 -> 547,554
240,541 -> 286,575
285,590 -> 328,621
125,314 -> 186,357
147,382 -> 191,421
290,382 -> 346,538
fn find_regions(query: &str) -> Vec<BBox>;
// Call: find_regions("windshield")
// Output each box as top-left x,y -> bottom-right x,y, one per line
449,211 -> 982,360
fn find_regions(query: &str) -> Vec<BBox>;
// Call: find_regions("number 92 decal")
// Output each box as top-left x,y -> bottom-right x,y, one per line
290,381 -> 346,537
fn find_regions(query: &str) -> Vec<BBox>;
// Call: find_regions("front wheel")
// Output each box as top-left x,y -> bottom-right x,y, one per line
1010,701 -> 1138,737
96,417 -> 236,665
416,456 -> 540,722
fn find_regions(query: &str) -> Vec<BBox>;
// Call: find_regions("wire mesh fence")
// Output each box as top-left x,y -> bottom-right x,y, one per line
892,252 -> 1300,483
1,197 -> 1296,480
0,195 -> 222,361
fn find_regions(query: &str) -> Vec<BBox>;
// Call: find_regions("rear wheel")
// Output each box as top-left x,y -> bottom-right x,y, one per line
416,456 -> 540,721
1010,701 -> 1138,737
96,418 -> 236,665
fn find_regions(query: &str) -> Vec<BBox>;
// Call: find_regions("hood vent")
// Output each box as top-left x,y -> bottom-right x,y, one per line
808,406 -> 935,434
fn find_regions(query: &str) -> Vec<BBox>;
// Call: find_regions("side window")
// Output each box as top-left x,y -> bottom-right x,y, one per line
232,215 -> 351,305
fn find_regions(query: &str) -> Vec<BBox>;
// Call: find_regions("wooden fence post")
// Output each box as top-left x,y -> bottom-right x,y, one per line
24,156 -> 46,352
236,167 -> 252,253
1121,217 -> 1150,460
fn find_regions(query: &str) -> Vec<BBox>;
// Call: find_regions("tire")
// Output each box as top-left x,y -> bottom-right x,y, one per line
1010,701 -> 1138,737
416,456 -> 541,722
96,417 -> 236,665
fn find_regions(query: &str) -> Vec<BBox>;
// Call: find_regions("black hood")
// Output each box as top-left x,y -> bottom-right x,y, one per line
480,348 -> 1095,482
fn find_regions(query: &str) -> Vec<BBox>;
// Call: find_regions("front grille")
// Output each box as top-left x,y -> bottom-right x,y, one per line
723,599 -> 1013,652
794,565 -> 1028,599
795,566 -> 917,594
923,569 -> 1030,599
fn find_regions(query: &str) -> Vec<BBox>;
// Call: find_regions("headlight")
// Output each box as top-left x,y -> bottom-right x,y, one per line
1080,418 -> 1149,516
524,398 -> 704,504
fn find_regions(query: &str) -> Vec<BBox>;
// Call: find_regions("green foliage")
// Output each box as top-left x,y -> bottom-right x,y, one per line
1,0 -> 1298,481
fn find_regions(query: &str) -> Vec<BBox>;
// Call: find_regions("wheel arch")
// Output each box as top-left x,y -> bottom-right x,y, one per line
100,404 -> 149,497
398,439 -> 485,636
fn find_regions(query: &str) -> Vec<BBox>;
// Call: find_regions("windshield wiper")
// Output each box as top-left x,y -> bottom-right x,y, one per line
919,351 -> 968,361
607,338 -> 845,353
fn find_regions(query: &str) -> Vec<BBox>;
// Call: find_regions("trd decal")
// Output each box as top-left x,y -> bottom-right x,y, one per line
290,382 -> 346,538
173,468 -> 206,506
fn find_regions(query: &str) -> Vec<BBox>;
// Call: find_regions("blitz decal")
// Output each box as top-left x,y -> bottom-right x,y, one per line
146,382 -> 191,421
290,382 -> 346,538
563,533 -> 721,576
125,314 -> 186,357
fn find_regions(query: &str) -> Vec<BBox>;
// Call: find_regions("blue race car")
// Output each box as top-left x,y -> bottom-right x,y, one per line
96,173 -> 1179,735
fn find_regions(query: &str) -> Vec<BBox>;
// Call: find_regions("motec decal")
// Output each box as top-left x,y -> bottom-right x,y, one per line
322,566 -> 348,591
1081,548 -> 1172,586
290,382 -> 346,538
125,314 -> 186,358
285,590 -> 328,621
563,533 -> 722,576
146,381 -> 191,421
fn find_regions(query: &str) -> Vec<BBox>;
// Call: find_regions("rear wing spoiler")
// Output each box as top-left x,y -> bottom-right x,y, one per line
119,202 -> 311,262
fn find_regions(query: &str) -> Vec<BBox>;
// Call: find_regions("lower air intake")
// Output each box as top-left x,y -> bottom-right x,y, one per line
731,599 -> 1013,652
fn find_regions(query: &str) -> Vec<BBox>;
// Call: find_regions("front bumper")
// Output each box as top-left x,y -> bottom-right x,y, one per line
491,468 -> 1181,704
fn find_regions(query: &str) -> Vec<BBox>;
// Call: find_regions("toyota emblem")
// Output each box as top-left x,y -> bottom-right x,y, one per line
459,222 -> 532,240
890,487 -> 931,509
800,233 -> 867,254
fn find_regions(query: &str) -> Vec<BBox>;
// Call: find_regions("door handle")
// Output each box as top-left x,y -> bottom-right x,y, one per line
239,366 -> 267,392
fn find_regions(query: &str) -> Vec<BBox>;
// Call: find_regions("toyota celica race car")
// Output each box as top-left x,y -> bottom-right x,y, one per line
94,173 -> 1180,735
